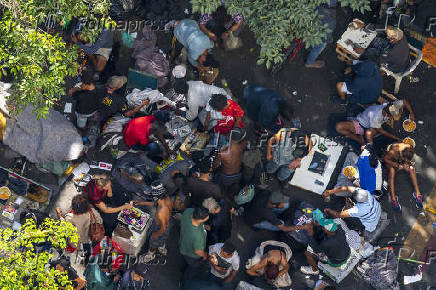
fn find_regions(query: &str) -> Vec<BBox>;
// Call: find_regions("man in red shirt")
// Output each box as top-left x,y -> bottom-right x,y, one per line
123,111 -> 173,159
203,94 -> 244,136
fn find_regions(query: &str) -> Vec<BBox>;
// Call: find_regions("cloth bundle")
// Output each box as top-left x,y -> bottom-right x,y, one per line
126,88 -> 176,114
133,27 -> 169,87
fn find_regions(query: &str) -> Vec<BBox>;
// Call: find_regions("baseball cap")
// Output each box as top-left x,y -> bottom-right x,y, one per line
388,100 -> 403,121
353,188 -> 369,203
313,209 -> 338,232
107,76 -> 127,89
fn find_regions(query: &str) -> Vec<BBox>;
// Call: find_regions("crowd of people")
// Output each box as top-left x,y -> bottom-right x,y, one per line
2,0 -> 429,289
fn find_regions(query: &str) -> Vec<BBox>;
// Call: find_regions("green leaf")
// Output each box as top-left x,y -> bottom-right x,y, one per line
256,59 -> 265,65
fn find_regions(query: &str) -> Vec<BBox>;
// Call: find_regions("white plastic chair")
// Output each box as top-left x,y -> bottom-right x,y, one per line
381,44 -> 423,94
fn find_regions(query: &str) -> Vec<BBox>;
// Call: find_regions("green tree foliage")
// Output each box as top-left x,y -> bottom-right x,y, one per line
0,218 -> 79,289
0,0 -> 113,118
191,0 -> 370,69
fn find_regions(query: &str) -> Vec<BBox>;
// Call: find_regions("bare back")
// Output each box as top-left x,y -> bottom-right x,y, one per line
385,142 -> 412,164
265,250 -> 286,266
155,196 -> 172,229
218,141 -> 246,175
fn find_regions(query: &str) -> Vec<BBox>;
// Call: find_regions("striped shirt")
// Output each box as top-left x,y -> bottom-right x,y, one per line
346,192 -> 381,232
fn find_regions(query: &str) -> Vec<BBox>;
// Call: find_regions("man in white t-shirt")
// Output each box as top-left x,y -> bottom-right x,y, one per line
174,78 -> 231,122
208,241 -> 240,286
324,187 -> 381,236
335,99 -> 415,144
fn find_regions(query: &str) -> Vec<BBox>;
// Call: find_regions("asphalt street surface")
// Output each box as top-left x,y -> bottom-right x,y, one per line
0,4 -> 435,290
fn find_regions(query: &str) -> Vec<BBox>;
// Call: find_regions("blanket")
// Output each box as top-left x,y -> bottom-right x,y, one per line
133,27 -> 169,87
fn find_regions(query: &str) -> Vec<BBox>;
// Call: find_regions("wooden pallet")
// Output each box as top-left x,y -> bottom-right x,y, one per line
336,43 -> 358,63
377,89 -> 397,103
357,90 -> 397,109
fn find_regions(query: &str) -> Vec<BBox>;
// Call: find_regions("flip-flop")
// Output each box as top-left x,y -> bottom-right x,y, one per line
412,192 -> 423,209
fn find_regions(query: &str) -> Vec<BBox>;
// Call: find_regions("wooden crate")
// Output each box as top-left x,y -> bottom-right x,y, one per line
357,90 -> 397,109
336,43 -> 357,63
377,90 -> 397,103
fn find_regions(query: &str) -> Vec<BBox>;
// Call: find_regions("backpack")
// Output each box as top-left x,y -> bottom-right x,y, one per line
291,129 -> 309,158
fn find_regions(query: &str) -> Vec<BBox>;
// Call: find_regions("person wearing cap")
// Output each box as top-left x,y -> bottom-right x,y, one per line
213,128 -> 247,207
122,111 -> 175,160
336,99 -> 415,144
300,209 -> 350,275
202,197 -> 233,246
333,61 -> 382,105
135,182 -> 173,262
324,187 -> 381,237
173,77 -> 231,122
98,76 -> 150,124
116,263 -> 151,290
266,128 -> 312,183
68,69 -> 102,129
383,142 -> 423,210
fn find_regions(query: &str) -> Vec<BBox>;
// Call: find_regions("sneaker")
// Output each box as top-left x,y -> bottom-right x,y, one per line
391,197 -> 402,211
300,265 -> 319,275
158,246 -> 167,256
412,192 -> 423,209
317,253 -> 328,263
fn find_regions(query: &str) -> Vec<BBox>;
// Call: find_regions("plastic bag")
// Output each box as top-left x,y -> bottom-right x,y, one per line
126,88 -> 175,114
223,31 -> 243,51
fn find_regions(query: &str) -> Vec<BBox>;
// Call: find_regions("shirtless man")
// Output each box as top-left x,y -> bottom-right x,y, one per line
383,142 -> 423,210
135,182 -> 173,262
213,127 -> 247,206
246,248 -> 289,283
